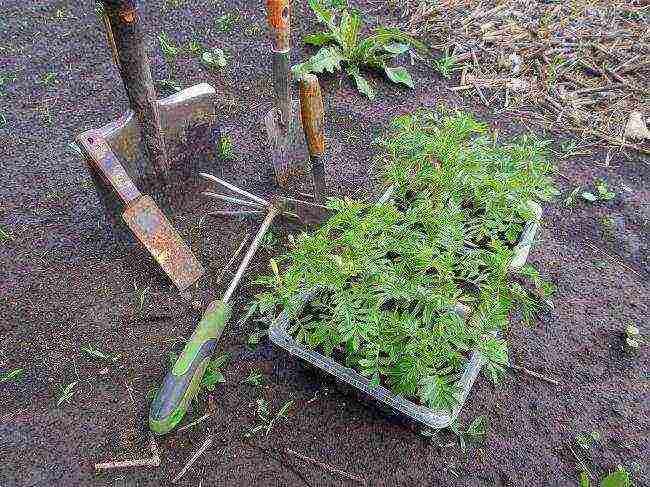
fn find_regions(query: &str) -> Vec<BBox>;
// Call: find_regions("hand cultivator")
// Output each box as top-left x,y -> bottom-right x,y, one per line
149,170 -> 330,434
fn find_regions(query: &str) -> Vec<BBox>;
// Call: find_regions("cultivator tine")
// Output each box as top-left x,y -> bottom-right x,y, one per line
209,210 -> 264,219
202,192 -> 266,209
199,173 -> 270,207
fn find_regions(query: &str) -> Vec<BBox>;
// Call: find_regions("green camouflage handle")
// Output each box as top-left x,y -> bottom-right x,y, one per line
149,300 -> 231,435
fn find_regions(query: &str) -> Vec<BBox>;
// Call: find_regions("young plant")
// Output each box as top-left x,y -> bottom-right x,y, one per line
293,0 -> 426,99
1,368 -> 23,383
581,179 -> 615,202
158,32 -> 178,59
255,109 -> 556,411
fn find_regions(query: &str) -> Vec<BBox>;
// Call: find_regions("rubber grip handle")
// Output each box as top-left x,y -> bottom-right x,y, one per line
266,0 -> 291,51
149,300 -> 231,435
299,74 -> 325,157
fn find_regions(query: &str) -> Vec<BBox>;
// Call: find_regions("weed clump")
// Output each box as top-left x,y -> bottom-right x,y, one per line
256,109 -> 556,412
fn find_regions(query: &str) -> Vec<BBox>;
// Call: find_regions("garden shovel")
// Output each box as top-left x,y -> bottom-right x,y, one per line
75,0 -> 219,287
264,0 -> 306,188
299,74 -> 327,203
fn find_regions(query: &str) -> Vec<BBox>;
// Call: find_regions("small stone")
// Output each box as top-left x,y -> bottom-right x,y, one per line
623,337 -> 640,355
625,325 -> 640,338
625,111 -> 650,140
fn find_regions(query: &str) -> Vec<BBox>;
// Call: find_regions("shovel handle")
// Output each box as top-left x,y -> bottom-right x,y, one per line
149,301 -> 231,435
266,0 -> 291,52
299,74 -> 325,157
299,74 -> 327,202
101,0 -> 169,178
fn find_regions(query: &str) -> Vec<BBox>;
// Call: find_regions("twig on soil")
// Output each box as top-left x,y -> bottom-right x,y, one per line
583,241 -> 641,278
567,444 -> 593,479
285,448 -> 367,484
176,413 -> 215,433
95,436 -> 160,471
508,364 -> 560,386
171,435 -> 214,484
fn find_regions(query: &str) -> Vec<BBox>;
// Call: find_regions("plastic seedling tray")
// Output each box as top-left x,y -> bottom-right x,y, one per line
269,185 -> 542,429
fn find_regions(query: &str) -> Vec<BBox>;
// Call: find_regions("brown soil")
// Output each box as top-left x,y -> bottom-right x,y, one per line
1,1 -> 648,486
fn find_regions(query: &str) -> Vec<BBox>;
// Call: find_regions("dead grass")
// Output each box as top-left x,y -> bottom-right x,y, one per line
390,0 -> 650,156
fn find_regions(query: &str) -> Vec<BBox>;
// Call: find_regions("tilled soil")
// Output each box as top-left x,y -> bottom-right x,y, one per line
1,1 -> 648,486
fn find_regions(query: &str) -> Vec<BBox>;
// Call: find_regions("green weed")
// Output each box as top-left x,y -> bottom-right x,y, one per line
202,48 -> 227,69
188,38 -> 204,54
255,109 -> 556,411
165,0 -> 185,8
215,13 -> 238,33
81,345 -> 121,363
243,369 -> 265,387
260,230 -> 279,251
293,0 -> 428,99
1,368 -> 24,383
158,32 -> 179,59
0,224 -> 13,242
576,430 -> 601,450
581,179 -> 615,202
156,78 -> 182,93
217,135 -> 236,160
244,399 -> 294,438
56,382 -> 78,406
37,72 -> 57,86
200,353 -> 230,393
244,22 -> 264,37
433,51 -> 458,79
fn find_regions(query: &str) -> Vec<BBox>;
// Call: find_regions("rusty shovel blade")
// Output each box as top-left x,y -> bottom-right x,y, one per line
122,195 -> 204,291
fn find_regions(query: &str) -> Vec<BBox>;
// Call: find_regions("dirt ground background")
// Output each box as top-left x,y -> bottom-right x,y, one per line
1,1 -> 648,486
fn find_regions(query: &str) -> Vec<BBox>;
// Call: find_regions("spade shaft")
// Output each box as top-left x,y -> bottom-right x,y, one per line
101,0 -> 169,178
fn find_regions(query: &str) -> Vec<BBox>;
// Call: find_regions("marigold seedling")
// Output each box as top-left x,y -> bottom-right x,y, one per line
255,109 -> 556,411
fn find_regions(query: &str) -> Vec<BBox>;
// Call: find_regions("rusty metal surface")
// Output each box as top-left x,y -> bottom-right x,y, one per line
76,130 -> 141,205
122,195 -> 204,291
265,99 -> 308,188
96,82 -> 218,204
